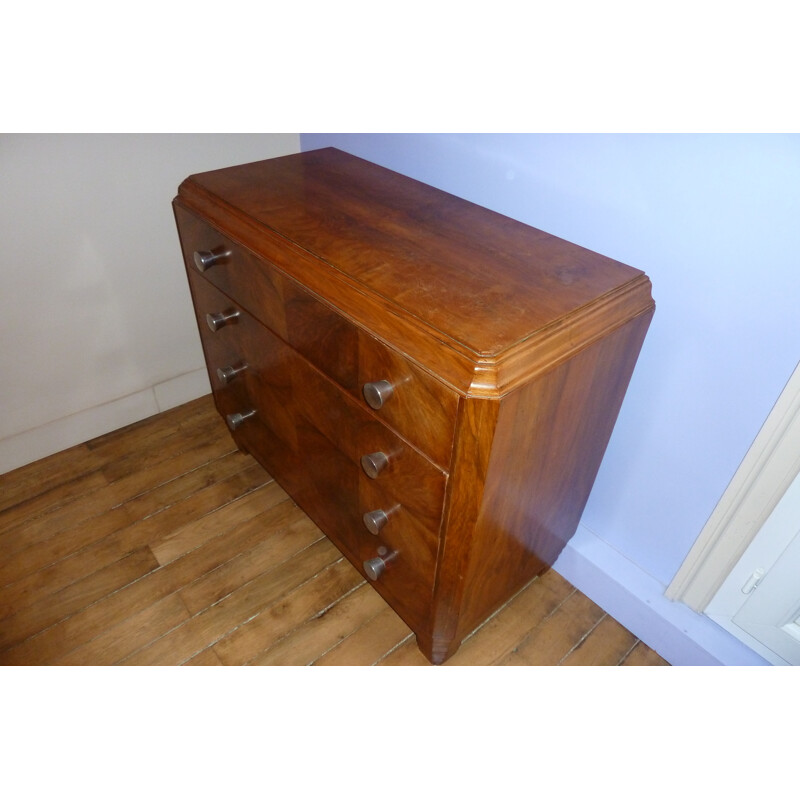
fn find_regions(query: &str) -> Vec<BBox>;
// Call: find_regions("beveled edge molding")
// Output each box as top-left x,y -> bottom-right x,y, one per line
176,185 -> 655,400
467,275 -> 654,397
666,359 -> 800,611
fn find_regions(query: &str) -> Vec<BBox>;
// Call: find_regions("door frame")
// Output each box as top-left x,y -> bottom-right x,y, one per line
666,360 -> 800,611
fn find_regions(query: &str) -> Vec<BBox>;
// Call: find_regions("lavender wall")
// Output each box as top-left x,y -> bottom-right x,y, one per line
301,133 -> 800,663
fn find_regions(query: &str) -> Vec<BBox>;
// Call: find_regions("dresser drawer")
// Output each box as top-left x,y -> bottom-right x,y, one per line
177,203 -> 357,387
187,261 -> 445,621
176,203 -> 289,340
285,290 -> 457,469
186,267 -> 300,459
294,418 -> 440,631
289,350 -> 446,630
293,353 -> 447,534
178,204 -> 458,468
357,331 -> 458,470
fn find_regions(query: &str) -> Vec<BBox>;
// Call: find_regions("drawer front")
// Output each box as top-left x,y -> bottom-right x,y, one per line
186,264 -> 445,625
281,277 -> 359,392
292,361 -> 446,629
177,202 -> 358,386
177,204 -> 458,468
293,354 -> 446,535
293,416 -> 441,632
357,331 -> 458,470
185,267 -> 304,490
176,203 -> 290,340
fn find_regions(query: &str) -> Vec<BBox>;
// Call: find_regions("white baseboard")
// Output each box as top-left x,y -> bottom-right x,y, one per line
153,369 -> 211,413
553,524 -> 770,666
0,369 -> 211,475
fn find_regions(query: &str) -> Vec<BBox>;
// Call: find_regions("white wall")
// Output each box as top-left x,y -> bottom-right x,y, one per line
0,134 -> 300,474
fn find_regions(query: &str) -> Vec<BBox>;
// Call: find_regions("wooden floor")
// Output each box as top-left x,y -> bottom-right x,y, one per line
0,396 -> 669,667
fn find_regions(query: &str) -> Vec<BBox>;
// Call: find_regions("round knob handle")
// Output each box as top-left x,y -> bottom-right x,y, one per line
193,249 -> 231,272
363,557 -> 386,580
226,409 -> 256,430
363,509 -> 389,535
363,549 -> 397,580
361,451 -> 389,479
206,309 -> 240,332
363,380 -> 394,410
216,362 -> 248,385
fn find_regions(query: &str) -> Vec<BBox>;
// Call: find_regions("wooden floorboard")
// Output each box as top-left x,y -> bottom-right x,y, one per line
0,395 -> 670,667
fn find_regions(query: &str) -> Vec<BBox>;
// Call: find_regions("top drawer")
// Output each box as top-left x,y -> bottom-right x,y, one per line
175,203 -> 290,340
175,204 -> 459,469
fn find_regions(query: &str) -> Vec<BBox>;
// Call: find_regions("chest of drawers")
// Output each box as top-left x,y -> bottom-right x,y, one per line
173,148 -> 654,663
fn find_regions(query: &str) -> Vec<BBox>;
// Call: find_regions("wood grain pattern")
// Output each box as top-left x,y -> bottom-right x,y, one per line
0,396 -> 668,666
250,583 -> 389,666
443,309 -> 654,647
179,204 -> 457,468
174,203 -> 290,341
559,614 -> 639,666
118,538 -> 342,666
212,556 -> 364,665
312,606 -> 413,666
55,594 -> 193,666
174,148 -> 655,663
513,590 -> 608,666
181,149 -> 648,358
620,641 -> 670,667
174,168 -> 654,396
357,328 -> 458,469
443,569 -> 575,667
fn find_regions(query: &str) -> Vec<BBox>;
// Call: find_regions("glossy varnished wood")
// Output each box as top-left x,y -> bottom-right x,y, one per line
174,149 -> 655,662
177,205 -> 459,469
0,396 -> 669,666
442,309 -> 654,646
179,149 -> 648,359
175,153 -> 653,395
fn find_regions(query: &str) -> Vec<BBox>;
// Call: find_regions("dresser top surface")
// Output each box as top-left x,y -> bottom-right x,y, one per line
178,147 -> 650,358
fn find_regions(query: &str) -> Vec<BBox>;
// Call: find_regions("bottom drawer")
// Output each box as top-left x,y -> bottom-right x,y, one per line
187,266 -> 444,633
292,419 -> 439,632
220,384 -> 441,632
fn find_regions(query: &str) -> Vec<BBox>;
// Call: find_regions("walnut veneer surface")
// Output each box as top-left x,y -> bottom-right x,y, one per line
173,148 -> 655,663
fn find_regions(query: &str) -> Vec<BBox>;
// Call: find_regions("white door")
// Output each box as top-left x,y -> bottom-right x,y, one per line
705,469 -> 800,666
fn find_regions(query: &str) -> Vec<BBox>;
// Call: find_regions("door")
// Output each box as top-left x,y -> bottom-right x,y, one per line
704,469 -> 800,665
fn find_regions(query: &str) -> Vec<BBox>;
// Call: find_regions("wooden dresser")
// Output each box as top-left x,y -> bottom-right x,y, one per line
173,148 -> 655,663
